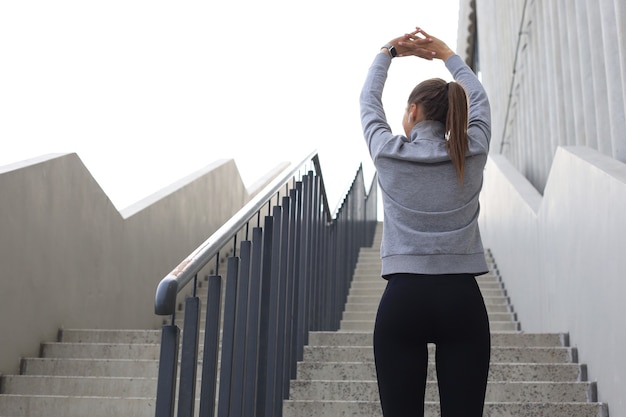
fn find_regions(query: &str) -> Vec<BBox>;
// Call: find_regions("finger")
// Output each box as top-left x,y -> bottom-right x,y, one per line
402,31 -> 419,42
416,27 -> 432,39
413,47 -> 437,58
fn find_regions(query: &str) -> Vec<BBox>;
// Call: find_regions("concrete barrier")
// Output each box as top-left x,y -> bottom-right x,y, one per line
479,146 -> 626,415
0,153 -> 287,374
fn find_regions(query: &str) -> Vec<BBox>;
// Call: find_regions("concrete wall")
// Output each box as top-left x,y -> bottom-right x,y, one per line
469,0 -> 626,193
479,147 -> 626,415
0,153 -> 287,374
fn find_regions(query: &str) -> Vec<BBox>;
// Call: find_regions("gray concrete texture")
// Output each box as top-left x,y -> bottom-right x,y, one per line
0,153 -> 286,374
479,148 -> 626,416
457,0 -> 626,414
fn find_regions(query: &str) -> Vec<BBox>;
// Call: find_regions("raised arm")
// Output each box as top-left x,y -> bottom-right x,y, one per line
359,30 -> 435,158
403,28 -> 491,150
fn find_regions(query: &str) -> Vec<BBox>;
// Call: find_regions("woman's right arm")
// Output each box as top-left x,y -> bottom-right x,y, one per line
445,55 -> 491,151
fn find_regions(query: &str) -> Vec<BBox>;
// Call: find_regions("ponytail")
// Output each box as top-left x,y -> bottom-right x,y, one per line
408,78 -> 469,185
445,82 -> 469,184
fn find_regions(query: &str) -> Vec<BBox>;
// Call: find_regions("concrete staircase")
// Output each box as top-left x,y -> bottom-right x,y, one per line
283,223 -> 610,417
0,222 -> 610,417
0,328 -> 161,416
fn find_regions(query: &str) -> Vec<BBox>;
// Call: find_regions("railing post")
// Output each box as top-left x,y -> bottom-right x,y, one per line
198,275 -> 223,417
217,257 -> 240,417
243,227 -> 264,417
296,177 -> 310,360
230,240 -> 253,417
264,206 -> 282,417
154,324 -> 180,417
291,182 -> 303,366
277,195 -> 292,401
283,189 -> 298,390
177,295 -> 200,417
310,173 -> 320,331
256,215 -> 274,417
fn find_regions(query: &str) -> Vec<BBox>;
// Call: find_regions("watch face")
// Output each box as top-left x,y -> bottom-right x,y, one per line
389,46 -> 397,57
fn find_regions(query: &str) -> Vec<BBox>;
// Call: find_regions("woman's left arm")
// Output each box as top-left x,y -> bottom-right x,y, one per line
445,55 -> 491,150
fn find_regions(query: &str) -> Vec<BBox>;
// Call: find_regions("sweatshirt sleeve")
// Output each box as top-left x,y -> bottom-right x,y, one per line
445,55 -> 491,152
359,53 -> 396,159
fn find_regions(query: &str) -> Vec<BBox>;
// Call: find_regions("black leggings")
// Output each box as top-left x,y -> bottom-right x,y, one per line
373,273 -> 491,417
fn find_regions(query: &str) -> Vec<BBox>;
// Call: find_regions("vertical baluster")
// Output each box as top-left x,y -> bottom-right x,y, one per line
264,206 -> 282,417
310,173 -> 320,331
243,227 -> 264,417
291,182 -> 303,368
198,275 -> 223,417
256,215 -> 274,417
296,177 -> 310,360
303,173 -> 313,340
217,257 -> 240,417
325,221 -> 333,330
230,239 -> 253,417
155,324 -> 180,417
328,213 -> 336,330
276,196 -> 291,402
282,193 -> 297,397
177,292 -> 200,417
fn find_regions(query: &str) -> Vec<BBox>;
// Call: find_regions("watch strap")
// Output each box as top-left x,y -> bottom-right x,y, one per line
382,43 -> 397,58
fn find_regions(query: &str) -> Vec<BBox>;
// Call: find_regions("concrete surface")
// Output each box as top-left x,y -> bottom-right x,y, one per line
0,153 -> 287,374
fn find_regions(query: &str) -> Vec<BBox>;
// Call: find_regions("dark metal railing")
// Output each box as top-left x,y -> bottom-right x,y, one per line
153,151 -> 378,417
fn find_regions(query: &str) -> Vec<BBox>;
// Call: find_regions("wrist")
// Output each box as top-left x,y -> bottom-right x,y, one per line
439,49 -> 455,61
381,43 -> 397,58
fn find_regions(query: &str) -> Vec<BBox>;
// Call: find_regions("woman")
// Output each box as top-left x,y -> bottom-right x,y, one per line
360,27 -> 491,417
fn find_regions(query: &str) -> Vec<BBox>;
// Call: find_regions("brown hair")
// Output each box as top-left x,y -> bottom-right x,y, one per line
408,78 -> 469,184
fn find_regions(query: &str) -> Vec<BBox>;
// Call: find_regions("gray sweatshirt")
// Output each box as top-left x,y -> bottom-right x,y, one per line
360,53 -> 491,276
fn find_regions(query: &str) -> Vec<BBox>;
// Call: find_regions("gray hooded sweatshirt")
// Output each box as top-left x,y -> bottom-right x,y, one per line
360,53 -> 491,276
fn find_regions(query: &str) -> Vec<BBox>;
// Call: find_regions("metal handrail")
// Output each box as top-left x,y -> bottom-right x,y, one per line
153,152 -> 378,417
154,150 -> 326,316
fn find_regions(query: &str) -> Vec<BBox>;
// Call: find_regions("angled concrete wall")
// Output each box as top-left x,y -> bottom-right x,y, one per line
479,147 -> 626,416
0,153 -> 287,374
467,0 -> 626,193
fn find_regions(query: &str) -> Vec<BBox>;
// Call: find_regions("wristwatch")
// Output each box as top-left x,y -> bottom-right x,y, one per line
382,43 -> 397,58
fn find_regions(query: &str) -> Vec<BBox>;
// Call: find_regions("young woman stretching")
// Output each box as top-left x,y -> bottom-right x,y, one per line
360,27 -> 492,417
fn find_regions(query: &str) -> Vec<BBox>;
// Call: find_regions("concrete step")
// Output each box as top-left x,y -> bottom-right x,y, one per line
0,394 -> 155,417
40,343 -> 161,360
339,320 -> 520,332
301,345 -> 576,364
1,375 -> 158,397
340,311 -> 516,322
282,400 -> 609,417
349,280 -> 503,290
295,361 -> 587,382
345,287 -> 507,298
350,271 -> 500,281
58,329 -> 161,344
346,294 -> 510,306
343,301 -> 512,313
307,331 -> 566,348
288,380 -> 597,402
20,358 -> 160,378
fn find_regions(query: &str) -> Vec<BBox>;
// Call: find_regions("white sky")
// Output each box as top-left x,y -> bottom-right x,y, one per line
0,1 -> 459,211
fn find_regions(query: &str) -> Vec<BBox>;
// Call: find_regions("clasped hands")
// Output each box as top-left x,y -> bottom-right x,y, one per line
389,27 -> 455,61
